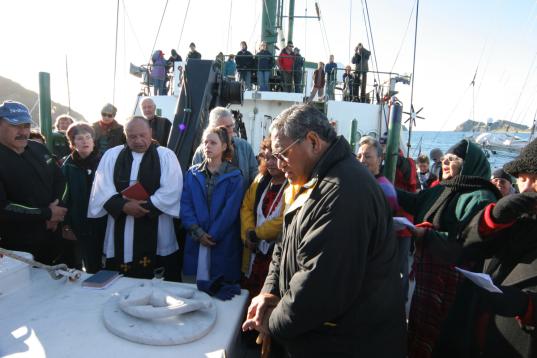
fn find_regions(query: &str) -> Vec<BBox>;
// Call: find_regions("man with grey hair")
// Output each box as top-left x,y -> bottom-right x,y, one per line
88,116 -> 183,281
140,97 -> 171,147
192,107 -> 258,188
242,104 -> 406,357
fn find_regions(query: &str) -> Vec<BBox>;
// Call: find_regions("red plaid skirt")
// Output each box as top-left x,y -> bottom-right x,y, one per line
408,246 -> 464,358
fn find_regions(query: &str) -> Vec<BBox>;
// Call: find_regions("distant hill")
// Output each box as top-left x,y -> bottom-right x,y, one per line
0,75 -> 85,126
454,119 -> 530,132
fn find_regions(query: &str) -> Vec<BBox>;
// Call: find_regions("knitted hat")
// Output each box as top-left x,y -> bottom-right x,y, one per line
430,148 -> 443,162
491,168 -> 513,183
101,103 -> 117,116
503,138 -> 537,177
0,101 -> 32,125
446,139 -> 468,160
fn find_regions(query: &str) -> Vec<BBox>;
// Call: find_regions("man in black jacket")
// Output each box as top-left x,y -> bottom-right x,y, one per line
140,97 -> 171,147
236,41 -> 255,90
0,101 -> 67,264
242,104 -> 406,357
352,43 -> 371,102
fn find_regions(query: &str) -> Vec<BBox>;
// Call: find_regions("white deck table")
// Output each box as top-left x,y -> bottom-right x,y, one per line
0,269 -> 248,358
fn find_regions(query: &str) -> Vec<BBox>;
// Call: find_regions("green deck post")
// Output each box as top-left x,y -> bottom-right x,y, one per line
261,0 -> 278,54
39,72 -> 53,152
287,0 -> 295,44
383,99 -> 402,183
350,119 -> 358,153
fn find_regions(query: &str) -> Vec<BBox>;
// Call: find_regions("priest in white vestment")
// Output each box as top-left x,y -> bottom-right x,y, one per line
88,116 -> 182,281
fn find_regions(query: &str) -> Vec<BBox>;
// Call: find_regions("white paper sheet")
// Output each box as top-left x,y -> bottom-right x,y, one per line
455,267 -> 503,293
393,216 -> 416,231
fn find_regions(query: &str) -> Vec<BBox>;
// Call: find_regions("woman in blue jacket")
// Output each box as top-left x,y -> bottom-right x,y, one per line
181,126 -> 245,284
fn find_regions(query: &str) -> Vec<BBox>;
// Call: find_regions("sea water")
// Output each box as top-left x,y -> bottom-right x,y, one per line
407,131 -> 531,170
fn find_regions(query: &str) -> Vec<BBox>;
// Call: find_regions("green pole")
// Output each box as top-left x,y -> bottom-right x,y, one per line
39,72 -> 53,152
383,99 -> 403,183
287,0 -> 295,44
349,118 -> 358,153
261,0 -> 278,54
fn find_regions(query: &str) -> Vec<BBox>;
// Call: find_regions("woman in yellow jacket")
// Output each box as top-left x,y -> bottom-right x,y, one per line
240,138 -> 288,297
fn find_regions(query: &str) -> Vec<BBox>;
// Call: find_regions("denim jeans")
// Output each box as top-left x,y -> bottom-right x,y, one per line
257,70 -> 270,91
238,70 -> 252,90
153,78 -> 165,96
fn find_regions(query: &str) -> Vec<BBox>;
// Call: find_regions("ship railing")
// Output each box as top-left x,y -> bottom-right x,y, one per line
219,54 -> 308,96
218,55 -> 408,105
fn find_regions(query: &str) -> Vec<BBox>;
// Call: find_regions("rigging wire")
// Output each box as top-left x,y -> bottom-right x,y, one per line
360,0 -> 387,129
348,0 -> 352,62
405,0 -> 419,157
113,0 -> 120,104
149,0 -> 169,62
317,16 -> 329,57
320,15 -> 332,57
304,1 -> 308,57
248,5 -> 262,45
65,55 -> 71,114
176,0 -> 191,53
122,0 -> 146,58
431,84 -> 472,142
389,0 -> 416,73
508,48 -> 537,122
359,0 -> 372,57
226,0 -> 233,54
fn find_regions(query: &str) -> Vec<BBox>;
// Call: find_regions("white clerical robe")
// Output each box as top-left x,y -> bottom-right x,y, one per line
88,145 -> 183,263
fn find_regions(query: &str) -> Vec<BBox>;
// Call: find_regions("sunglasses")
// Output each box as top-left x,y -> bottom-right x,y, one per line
273,137 -> 302,162
441,155 -> 462,163
101,113 -> 114,118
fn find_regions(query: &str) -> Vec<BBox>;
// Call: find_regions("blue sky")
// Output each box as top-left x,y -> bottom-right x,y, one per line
1,0 -> 536,131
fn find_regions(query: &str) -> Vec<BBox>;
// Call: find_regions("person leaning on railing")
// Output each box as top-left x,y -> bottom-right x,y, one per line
236,41 -> 255,91
292,47 -> 304,94
255,41 -> 274,92
278,41 -> 295,92
223,54 -> 237,80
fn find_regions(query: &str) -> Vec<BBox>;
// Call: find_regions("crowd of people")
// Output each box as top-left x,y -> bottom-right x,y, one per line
148,40 -> 372,102
2,97 -> 537,357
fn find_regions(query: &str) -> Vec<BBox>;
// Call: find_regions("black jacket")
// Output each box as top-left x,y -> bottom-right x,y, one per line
0,141 -> 66,256
236,49 -> 255,70
262,136 -> 406,357
148,116 -> 171,147
352,48 -> 371,73
435,212 -> 537,358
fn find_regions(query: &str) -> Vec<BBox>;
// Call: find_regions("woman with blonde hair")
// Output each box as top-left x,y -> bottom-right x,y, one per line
181,126 -> 245,299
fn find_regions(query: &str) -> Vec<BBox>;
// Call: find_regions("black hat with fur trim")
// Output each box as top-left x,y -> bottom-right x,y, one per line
503,138 -> 537,177
446,139 -> 468,160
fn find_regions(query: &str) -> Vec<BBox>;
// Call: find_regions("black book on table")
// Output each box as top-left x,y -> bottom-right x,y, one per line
82,270 -> 121,288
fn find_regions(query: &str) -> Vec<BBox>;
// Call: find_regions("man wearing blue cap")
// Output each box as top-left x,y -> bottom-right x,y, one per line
0,101 -> 68,264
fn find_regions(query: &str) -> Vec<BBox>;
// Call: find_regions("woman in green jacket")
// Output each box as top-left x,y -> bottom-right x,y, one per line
397,139 -> 501,358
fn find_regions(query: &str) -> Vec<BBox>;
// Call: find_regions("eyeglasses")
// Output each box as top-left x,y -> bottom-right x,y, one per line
262,153 -> 277,162
101,113 -> 114,118
273,137 -> 302,162
441,155 -> 462,163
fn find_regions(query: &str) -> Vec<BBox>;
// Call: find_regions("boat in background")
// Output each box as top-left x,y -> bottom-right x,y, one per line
473,132 -> 529,155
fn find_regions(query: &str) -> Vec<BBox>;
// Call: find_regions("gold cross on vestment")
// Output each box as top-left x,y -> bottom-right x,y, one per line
139,257 -> 151,267
120,263 -> 130,272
